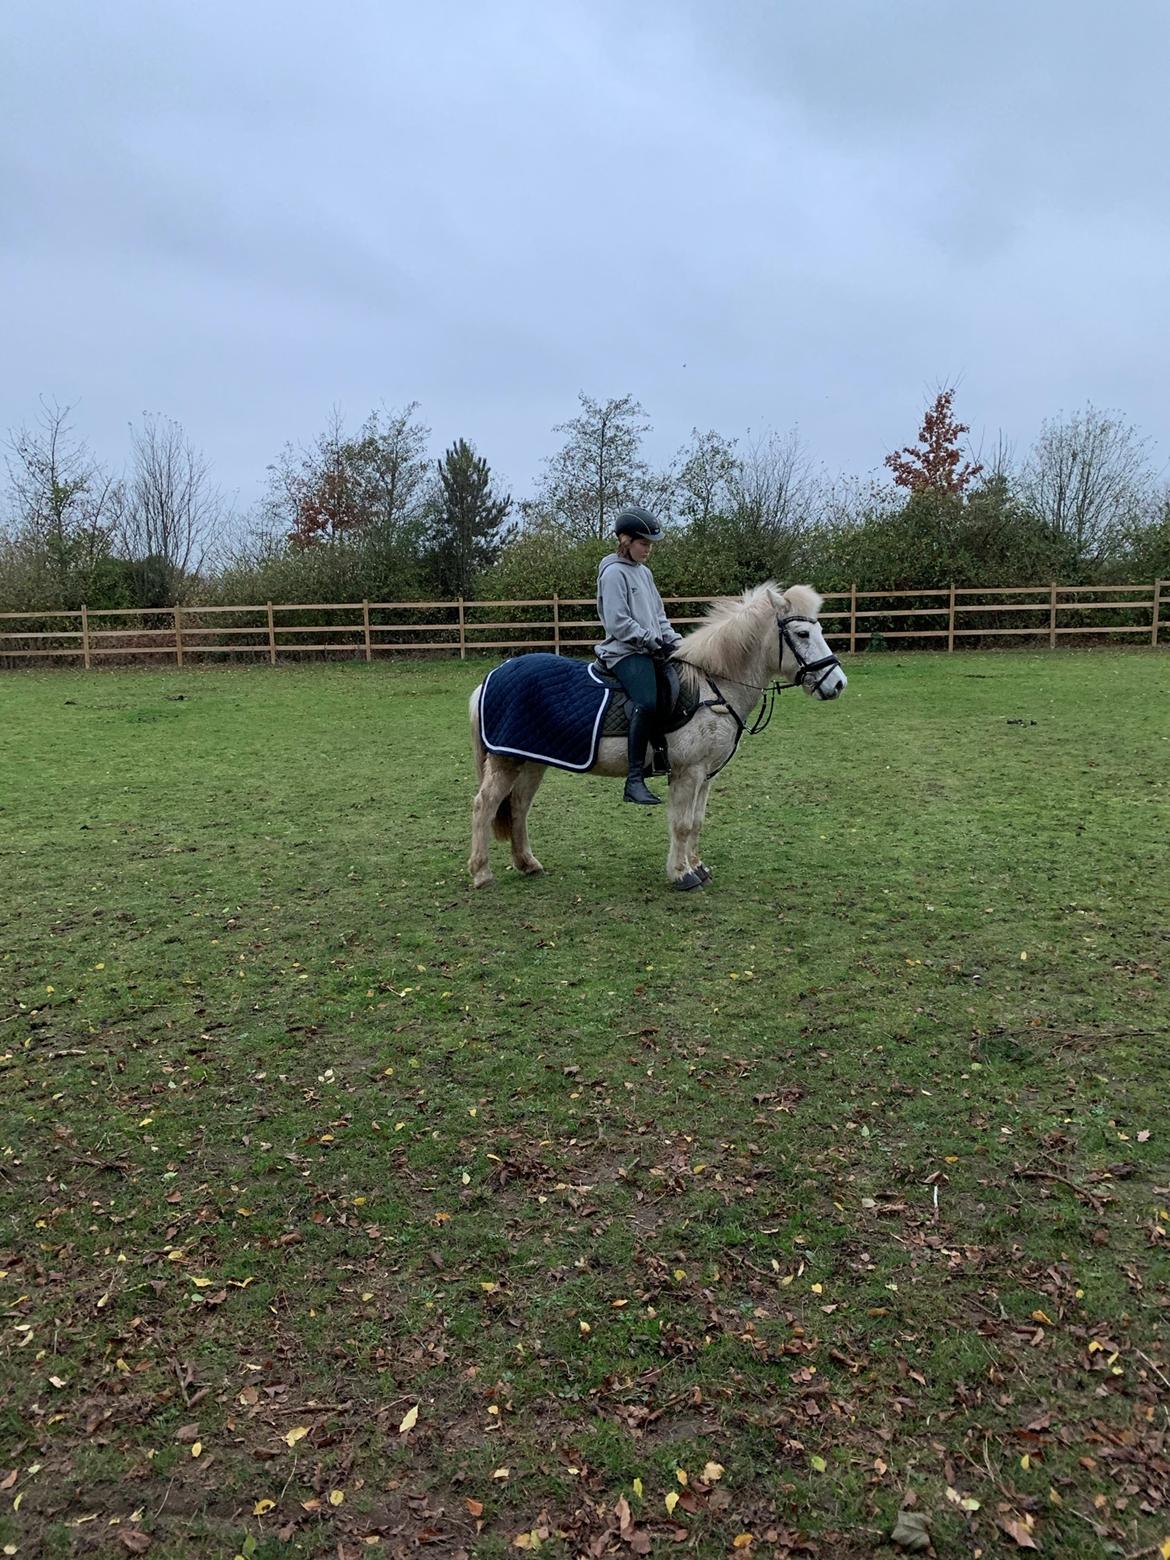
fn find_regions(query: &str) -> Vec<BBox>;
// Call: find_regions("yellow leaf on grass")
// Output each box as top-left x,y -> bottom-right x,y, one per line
676,1469 -> 688,1486
810,1455 -> 827,1473
734,1538 -> 754,1550
253,1499 -> 275,1515
702,1462 -> 725,1483
399,1405 -> 419,1433
664,1491 -> 680,1515
191,1442 -> 202,1458
285,1427 -> 309,1448
191,1277 -> 214,1288
328,1489 -> 344,1507
1158,1539 -> 1170,1560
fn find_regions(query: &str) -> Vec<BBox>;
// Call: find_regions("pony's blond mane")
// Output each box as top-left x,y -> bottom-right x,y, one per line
676,582 -> 823,691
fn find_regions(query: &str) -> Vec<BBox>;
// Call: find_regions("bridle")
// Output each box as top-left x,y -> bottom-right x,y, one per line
673,614 -> 843,770
776,616 -> 843,697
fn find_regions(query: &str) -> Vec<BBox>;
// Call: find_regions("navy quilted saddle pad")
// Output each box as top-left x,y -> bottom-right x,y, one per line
480,654 -> 614,772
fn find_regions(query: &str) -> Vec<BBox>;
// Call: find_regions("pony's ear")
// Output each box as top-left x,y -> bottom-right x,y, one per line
783,584 -> 824,619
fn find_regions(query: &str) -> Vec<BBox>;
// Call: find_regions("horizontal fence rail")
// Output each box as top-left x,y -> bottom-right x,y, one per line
1,581 -> 1166,667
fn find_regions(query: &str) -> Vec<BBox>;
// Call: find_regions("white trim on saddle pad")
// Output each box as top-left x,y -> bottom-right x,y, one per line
480,662 -> 614,771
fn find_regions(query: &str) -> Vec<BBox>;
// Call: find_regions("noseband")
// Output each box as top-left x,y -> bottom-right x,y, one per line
776,616 -> 842,696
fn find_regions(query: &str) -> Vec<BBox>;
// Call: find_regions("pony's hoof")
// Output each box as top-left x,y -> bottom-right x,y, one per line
673,869 -> 704,892
471,870 -> 495,889
695,863 -> 712,884
518,860 -> 545,876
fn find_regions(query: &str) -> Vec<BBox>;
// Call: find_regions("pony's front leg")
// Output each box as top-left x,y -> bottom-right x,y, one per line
509,764 -> 547,875
666,768 -> 705,890
689,776 -> 714,882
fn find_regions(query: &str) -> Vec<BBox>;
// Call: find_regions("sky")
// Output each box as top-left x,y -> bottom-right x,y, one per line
3,0 -> 1169,522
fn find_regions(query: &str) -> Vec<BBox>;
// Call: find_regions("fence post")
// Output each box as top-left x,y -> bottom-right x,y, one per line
849,583 -> 857,655
553,593 -> 561,655
81,603 -> 91,669
1152,578 -> 1164,646
266,601 -> 276,665
947,583 -> 956,652
362,599 -> 372,662
174,604 -> 184,667
1049,582 -> 1058,649
457,597 -> 467,660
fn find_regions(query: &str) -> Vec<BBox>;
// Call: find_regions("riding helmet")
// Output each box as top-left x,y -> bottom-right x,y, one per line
614,506 -> 663,542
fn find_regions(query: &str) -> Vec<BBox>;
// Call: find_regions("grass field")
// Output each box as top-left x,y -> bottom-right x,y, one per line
2,649 -> 1169,1560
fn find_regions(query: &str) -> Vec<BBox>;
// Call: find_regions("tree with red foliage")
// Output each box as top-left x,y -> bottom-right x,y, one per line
885,388 -> 983,495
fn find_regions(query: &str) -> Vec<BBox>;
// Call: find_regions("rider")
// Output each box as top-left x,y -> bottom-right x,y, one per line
595,506 -> 683,805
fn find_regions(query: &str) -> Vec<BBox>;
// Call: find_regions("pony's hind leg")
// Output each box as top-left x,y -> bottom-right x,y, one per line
509,764 -> 548,875
469,756 -> 517,888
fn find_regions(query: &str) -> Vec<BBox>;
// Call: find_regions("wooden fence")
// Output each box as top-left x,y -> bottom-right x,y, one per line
1,580 -> 1166,667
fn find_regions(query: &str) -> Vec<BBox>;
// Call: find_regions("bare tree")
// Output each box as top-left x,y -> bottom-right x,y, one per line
3,399 -> 123,606
673,427 -> 740,526
1019,406 -> 1154,566
122,414 -> 225,598
266,403 -> 431,550
528,393 -> 652,540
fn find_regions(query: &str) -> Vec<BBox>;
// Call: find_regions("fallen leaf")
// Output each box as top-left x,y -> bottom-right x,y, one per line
399,1404 -> 419,1434
809,1454 -> 827,1473
190,1442 -> 202,1458
328,1489 -> 344,1507
284,1427 -> 309,1448
997,1516 -> 1038,1549
0,1472 -> 16,1492
701,1461 -> 724,1483
464,1498 -> 484,1518
175,1424 -> 199,1444
253,1500 -> 275,1516
632,1477 -> 643,1498
492,1468 -> 510,1480
664,1491 -> 680,1515
733,1538 -> 753,1551
891,1509 -> 931,1551
116,1532 -> 152,1555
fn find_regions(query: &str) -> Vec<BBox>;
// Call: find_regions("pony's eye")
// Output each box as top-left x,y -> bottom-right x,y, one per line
796,629 -> 810,640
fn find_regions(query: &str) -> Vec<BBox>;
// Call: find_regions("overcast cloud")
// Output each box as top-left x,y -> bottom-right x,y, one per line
3,0 -> 1168,518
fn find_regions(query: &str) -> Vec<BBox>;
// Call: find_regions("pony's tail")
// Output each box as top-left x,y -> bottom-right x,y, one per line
470,687 -> 513,842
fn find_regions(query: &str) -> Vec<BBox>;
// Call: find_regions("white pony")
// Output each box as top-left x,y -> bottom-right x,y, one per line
468,583 -> 845,890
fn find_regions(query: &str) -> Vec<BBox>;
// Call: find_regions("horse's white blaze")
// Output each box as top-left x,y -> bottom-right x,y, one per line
468,581 -> 845,888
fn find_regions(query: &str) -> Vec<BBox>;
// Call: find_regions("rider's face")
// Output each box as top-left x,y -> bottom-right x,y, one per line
629,537 -> 653,560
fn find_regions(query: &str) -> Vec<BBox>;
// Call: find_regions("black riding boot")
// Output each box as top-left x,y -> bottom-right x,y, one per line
623,709 -> 661,805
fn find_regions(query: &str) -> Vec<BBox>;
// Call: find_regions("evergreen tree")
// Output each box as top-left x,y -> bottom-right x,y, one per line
430,439 -> 511,597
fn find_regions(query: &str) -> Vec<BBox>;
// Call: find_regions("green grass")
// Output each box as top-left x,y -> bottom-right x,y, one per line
2,650 -> 1169,1559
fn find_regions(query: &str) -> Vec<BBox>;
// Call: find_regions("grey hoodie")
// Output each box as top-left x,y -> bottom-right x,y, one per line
594,553 -> 682,666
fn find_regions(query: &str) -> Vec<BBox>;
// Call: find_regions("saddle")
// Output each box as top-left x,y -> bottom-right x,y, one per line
590,659 -> 700,739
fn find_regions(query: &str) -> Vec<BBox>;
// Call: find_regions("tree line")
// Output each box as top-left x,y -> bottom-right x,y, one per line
2,389 -> 1168,617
